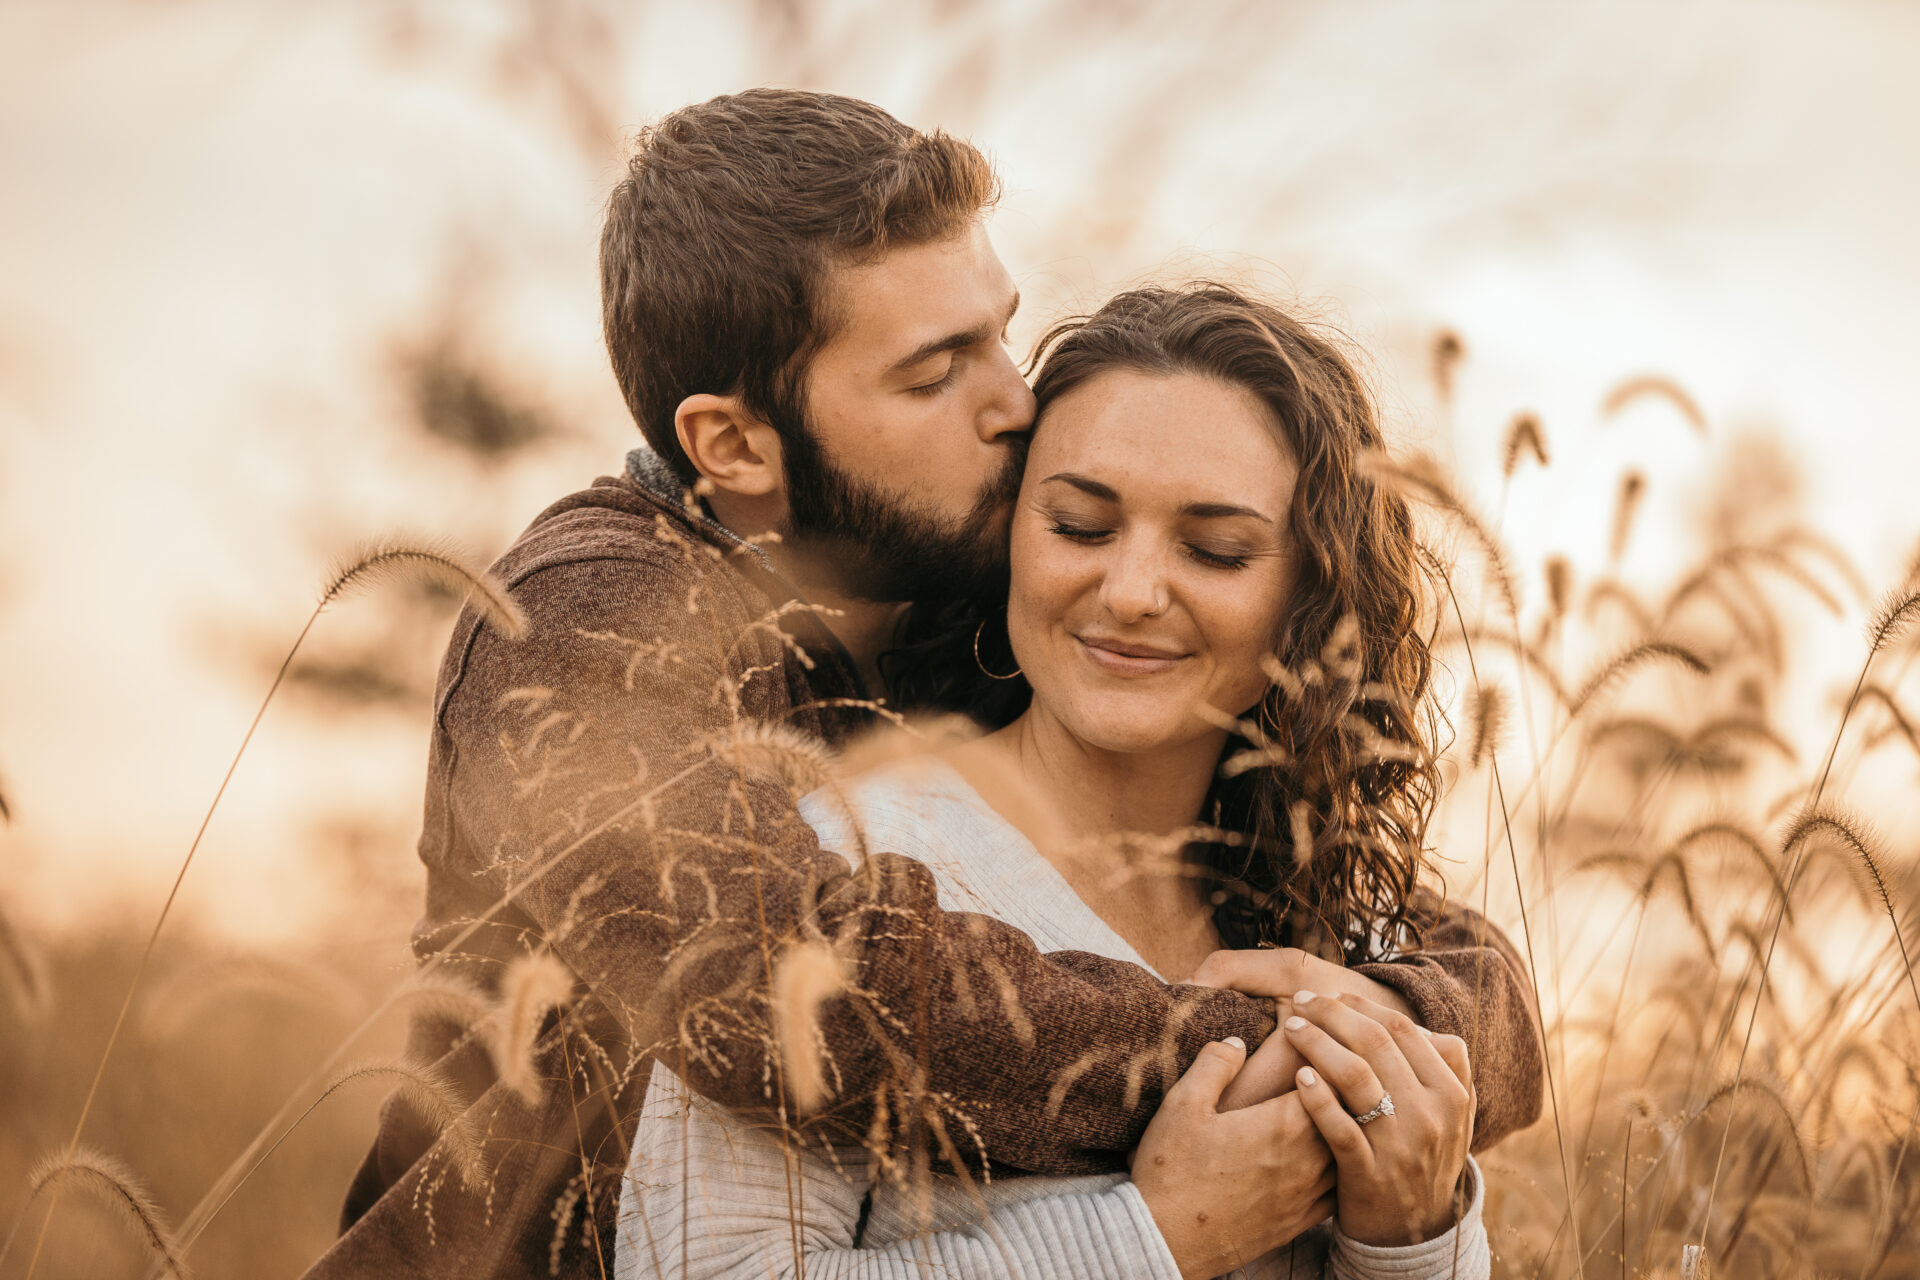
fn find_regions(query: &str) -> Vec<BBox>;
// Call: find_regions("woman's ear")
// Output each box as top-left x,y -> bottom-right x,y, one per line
674,394 -> 785,499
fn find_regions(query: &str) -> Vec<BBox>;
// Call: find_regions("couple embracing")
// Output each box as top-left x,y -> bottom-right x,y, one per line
311,89 -> 1543,1279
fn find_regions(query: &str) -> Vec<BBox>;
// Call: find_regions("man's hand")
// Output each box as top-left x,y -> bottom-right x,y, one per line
1186,948 -> 1418,1111
1188,946 -> 1417,1015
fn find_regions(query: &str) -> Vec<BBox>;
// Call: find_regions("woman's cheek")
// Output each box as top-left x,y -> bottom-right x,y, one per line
1006,528 -> 1075,674
1208,592 -> 1285,714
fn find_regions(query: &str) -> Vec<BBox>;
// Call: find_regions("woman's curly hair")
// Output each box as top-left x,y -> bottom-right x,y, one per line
885,282 -> 1440,961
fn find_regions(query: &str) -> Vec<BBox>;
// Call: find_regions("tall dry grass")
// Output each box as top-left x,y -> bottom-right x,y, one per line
2,351 -> 1917,1280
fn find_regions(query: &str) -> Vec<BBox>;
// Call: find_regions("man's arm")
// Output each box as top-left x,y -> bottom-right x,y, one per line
432,554 -> 1271,1175
1352,891 -> 1545,1149
1196,895 -> 1545,1151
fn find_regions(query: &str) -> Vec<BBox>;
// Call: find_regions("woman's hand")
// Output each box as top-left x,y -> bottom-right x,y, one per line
1132,1037 -> 1336,1279
1281,990 -> 1475,1246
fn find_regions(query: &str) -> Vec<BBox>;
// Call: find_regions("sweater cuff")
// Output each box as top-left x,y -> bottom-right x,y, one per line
1111,1180 -> 1186,1280
1328,1156 -> 1491,1280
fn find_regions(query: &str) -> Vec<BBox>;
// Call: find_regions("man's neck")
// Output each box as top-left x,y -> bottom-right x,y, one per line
703,490 -> 904,694
775,564 -> 908,696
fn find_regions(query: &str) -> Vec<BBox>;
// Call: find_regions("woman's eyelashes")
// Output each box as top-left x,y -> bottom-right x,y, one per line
1044,519 -> 1253,570
1186,544 -> 1252,570
1045,520 -> 1110,544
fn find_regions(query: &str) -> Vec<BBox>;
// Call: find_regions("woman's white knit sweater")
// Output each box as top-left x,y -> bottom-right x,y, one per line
613,758 -> 1492,1279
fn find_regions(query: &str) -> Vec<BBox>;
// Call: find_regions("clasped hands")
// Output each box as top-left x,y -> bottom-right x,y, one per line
1131,948 -> 1476,1280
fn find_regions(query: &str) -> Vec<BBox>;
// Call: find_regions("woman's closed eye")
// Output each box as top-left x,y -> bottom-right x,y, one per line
1047,520 -> 1112,544
1186,544 -> 1252,570
1047,521 -> 1254,571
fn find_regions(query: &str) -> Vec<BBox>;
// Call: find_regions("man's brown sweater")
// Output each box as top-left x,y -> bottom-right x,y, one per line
303,461 -> 1543,1278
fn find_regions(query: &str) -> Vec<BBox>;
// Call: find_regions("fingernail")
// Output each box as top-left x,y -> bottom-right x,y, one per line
1298,1067 -> 1317,1087
1294,989 -> 1317,1005
1284,1015 -> 1308,1031
1223,1035 -> 1246,1051
1419,1026 -> 1433,1036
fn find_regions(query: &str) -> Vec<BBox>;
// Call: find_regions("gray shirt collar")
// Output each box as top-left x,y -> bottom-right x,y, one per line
624,446 -> 776,575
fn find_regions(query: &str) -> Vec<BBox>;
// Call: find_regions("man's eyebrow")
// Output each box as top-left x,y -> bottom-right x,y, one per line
887,288 -> 1022,375
1041,474 -> 1275,524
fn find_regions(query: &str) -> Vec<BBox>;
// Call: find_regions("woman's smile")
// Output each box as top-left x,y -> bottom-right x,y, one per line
1075,631 -> 1191,676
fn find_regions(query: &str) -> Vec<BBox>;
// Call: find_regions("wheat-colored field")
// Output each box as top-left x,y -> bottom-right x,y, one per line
5,356 -> 1918,1279
6,5 -> 1920,1279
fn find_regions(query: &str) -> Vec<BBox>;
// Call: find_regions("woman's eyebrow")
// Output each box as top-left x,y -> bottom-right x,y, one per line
1181,500 -> 1275,525
1038,472 -> 1120,502
1040,474 -> 1275,525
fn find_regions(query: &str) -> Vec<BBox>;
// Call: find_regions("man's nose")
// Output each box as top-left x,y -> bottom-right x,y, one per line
978,343 -> 1036,443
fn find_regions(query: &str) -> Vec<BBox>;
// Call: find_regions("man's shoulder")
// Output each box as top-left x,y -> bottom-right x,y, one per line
491,470 -> 740,590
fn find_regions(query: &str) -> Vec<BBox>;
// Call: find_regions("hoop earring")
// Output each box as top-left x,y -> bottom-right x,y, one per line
974,618 -> 1023,680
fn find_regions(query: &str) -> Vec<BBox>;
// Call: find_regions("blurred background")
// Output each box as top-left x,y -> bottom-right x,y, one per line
4,1 -> 1919,1275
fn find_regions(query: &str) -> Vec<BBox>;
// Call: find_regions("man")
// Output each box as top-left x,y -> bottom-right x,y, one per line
307,89 -> 1542,1277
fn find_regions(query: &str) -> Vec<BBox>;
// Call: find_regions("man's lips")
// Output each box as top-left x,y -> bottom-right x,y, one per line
1077,634 -> 1190,676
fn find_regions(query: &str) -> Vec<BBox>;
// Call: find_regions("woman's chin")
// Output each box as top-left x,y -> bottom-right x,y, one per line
1054,707 -> 1219,758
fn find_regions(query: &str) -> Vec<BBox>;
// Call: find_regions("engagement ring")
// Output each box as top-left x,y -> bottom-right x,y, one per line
1352,1092 -> 1395,1126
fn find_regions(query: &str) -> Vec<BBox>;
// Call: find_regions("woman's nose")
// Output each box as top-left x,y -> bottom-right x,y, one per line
1100,543 -> 1171,622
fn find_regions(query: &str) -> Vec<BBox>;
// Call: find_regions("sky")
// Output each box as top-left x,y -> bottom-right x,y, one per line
2,0 -> 1917,942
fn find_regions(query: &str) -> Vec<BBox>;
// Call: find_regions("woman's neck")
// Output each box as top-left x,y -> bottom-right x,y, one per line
948,705 -> 1227,981
998,707 -> 1224,843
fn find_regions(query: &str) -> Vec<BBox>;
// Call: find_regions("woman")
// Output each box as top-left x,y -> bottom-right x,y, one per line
613,284 -> 1489,1278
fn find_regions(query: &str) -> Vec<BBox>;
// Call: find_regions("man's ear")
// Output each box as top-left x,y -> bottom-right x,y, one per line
673,394 -> 784,499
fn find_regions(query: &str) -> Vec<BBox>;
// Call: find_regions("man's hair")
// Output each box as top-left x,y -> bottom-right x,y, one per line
601,89 -> 1000,480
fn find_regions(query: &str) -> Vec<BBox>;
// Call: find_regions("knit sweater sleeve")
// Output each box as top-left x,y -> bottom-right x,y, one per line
435,551 -> 1272,1176
1352,893 -> 1545,1150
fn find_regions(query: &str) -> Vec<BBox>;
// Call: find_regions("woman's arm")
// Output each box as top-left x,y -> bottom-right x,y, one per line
1325,1156 -> 1490,1280
1279,990 -> 1493,1280
619,1062 -> 1180,1280
622,1041 -> 1345,1280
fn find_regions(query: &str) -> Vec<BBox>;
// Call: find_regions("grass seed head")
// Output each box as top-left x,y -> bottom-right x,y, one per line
321,539 -> 526,640
1467,681 -> 1509,768
27,1145 -> 189,1278
1602,374 -> 1708,434
1609,470 -> 1647,562
713,720 -> 836,795
1545,555 -> 1572,619
1501,411 -> 1550,477
773,941 -> 849,1116
1431,328 -> 1465,402
490,951 -> 577,1106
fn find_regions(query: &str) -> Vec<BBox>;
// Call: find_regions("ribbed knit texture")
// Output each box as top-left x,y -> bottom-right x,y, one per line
614,758 -> 1490,1279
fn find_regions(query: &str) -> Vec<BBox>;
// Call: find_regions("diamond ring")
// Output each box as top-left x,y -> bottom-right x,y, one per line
1352,1092 -> 1395,1126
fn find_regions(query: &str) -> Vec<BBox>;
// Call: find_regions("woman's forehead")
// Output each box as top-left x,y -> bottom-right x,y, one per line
1030,369 -> 1297,509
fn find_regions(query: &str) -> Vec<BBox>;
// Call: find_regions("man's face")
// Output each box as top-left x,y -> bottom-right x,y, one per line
779,222 -> 1035,603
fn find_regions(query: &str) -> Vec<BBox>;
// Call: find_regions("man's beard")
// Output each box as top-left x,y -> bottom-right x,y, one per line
779,417 -> 1025,605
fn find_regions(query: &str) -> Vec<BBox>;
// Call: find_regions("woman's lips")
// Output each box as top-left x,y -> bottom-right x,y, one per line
1077,635 -> 1189,676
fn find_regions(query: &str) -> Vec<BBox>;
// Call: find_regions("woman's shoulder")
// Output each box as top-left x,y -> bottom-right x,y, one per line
798,753 -> 1007,865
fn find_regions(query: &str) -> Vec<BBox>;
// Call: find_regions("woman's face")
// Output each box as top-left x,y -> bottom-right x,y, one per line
1007,368 -> 1301,756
